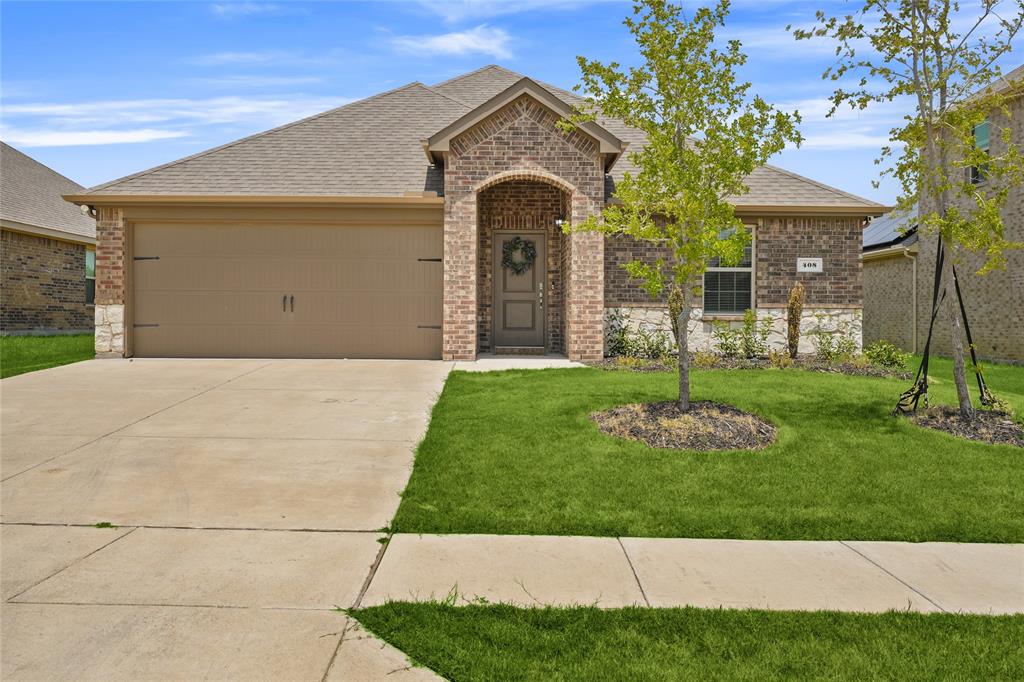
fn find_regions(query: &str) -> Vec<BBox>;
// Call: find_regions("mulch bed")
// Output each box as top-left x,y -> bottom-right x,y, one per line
586,356 -> 911,379
591,400 -> 777,451
908,407 -> 1024,448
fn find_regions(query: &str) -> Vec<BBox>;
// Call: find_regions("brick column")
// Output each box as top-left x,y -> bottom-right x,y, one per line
443,192 -> 478,360
94,206 -> 126,357
565,193 -> 605,361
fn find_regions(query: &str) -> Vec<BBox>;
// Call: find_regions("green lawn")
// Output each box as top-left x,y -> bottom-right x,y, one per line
392,356 -> 1024,542
352,604 -> 1024,681
0,334 -> 94,379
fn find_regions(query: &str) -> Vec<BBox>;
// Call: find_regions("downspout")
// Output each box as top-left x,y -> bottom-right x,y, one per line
904,248 -> 918,353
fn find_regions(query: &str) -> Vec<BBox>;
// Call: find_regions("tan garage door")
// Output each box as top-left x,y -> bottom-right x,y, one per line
132,222 -> 442,359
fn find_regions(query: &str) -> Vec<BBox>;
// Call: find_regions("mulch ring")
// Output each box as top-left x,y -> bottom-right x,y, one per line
585,356 -> 911,379
908,407 -> 1024,448
591,400 -> 777,451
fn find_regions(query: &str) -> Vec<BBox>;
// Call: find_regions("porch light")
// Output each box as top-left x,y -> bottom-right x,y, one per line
554,217 -> 565,228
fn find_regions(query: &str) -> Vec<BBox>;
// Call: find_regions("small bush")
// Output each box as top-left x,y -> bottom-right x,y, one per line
740,309 -> 773,359
768,349 -> 793,369
668,286 -> 685,348
787,281 -> 805,359
847,354 -> 872,370
711,321 -> 742,358
607,314 -> 675,360
863,340 -> 910,369
809,315 -> 858,365
693,349 -> 720,369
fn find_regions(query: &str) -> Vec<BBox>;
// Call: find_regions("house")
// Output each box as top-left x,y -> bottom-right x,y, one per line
862,65 -> 1023,362
66,65 -> 886,361
1,142 -> 96,335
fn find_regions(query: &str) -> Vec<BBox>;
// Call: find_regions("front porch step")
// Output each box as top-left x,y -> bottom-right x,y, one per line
494,346 -> 547,356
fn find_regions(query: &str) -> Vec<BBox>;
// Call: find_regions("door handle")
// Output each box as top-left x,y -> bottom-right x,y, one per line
283,295 -> 287,312
290,295 -> 294,313
538,285 -> 544,309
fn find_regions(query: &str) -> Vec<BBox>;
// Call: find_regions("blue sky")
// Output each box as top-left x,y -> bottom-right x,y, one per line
1,1 -> 1017,203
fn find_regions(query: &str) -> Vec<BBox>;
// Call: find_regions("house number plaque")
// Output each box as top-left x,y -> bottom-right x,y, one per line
797,258 -> 823,273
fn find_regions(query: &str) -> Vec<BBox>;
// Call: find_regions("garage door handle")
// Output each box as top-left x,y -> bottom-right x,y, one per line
283,295 -> 287,312
290,295 -> 294,313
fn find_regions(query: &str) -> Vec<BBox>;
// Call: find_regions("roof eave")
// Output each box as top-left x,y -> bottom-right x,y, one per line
63,194 -> 445,208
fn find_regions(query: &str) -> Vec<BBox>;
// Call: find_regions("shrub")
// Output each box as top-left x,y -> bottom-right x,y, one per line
607,313 -> 675,360
810,325 -> 858,364
768,348 -> 793,369
692,349 -> 720,369
711,321 -> 742,358
787,281 -> 805,358
863,340 -> 910,369
740,309 -> 773,359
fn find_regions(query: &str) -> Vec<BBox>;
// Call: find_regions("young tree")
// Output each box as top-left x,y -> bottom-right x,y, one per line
793,0 -> 1024,416
565,0 -> 801,410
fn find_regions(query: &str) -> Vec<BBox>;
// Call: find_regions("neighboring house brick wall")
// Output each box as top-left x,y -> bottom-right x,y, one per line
442,94 -> 605,361
0,228 -> 93,331
862,253 -> 915,351
477,180 -> 567,353
1,229 -> 92,333
913,95 -> 1023,362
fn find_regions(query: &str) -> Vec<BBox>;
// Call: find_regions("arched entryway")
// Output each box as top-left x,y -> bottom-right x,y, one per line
476,176 -> 571,354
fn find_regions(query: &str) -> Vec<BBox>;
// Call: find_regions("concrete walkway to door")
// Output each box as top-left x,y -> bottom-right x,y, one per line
1,358 -> 450,680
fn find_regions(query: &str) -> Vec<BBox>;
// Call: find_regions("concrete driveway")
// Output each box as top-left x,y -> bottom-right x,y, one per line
1,358 -> 450,680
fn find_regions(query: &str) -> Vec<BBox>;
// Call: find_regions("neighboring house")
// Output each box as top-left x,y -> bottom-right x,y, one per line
862,65 -> 1023,362
67,65 -> 886,361
1,142 -> 96,335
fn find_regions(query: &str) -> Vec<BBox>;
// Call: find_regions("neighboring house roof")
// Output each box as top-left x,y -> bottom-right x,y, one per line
863,206 -> 918,251
979,63 -> 1023,99
1,142 -> 95,242
76,65 -> 886,214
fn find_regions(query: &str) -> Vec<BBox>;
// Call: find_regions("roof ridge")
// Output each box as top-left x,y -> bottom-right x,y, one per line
1,141 -> 85,191
430,64 -> 523,88
761,162 -> 885,207
86,81 -> 428,194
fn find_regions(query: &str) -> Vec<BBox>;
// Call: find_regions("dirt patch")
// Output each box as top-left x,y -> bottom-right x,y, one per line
591,400 -> 777,451
908,407 -> 1024,448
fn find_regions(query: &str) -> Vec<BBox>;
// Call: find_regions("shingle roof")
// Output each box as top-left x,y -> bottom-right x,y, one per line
82,65 -> 885,212
1,142 -> 95,239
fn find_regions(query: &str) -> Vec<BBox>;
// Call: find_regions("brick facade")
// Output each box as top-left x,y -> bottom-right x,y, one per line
477,181 -> 567,353
913,94 -> 1024,362
93,207 -> 127,355
605,216 -> 864,309
1,229 -> 93,333
442,94 -> 605,360
862,252 -> 916,351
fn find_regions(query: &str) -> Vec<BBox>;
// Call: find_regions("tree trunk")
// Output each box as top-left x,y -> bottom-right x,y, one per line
677,299 -> 691,411
942,248 -> 974,416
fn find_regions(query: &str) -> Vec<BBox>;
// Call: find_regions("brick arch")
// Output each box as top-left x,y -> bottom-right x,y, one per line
474,169 -> 577,196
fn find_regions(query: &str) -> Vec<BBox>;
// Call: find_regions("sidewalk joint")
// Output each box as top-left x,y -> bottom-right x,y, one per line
617,537 -> 651,607
839,540 -> 947,613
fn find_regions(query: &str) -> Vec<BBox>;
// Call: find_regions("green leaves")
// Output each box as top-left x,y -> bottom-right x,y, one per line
793,0 -> 1024,274
568,0 -> 802,303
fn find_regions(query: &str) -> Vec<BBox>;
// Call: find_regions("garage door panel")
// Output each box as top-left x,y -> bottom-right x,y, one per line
132,222 -> 442,359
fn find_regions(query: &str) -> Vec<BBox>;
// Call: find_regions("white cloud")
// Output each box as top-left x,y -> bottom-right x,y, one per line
391,25 -> 513,59
0,128 -> 190,147
209,2 -> 296,18
415,0 -> 607,23
187,50 -> 333,67
1,95 -> 350,149
187,75 -> 324,87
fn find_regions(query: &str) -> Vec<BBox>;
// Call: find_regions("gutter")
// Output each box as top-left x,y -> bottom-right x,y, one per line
63,193 -> 445,208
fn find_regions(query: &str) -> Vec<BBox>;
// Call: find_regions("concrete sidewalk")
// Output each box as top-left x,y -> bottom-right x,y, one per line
363,534 -> 1024,615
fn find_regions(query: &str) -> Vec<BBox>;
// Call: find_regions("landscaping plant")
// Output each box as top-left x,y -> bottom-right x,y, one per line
787,281 -> 805,358
864,340 -> 911,370
794,0 -> 1024,415
564,0 -> 801,410
740,309 -> 773,359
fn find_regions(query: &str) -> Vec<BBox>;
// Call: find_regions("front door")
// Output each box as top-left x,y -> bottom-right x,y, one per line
493,232 -> 545,348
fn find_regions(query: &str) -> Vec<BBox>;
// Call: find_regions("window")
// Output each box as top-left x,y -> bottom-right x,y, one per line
85,249 -> 95,305
703,228 -> 754,315
969,120 -> 990,184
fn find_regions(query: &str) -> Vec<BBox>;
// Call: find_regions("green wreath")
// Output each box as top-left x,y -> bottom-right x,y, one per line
501,236 -> 538,275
